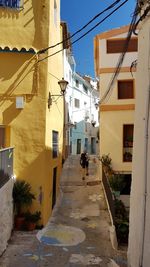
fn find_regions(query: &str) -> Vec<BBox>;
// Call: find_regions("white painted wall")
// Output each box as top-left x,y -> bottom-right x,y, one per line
0,178 -> 13,256
128,16 -> 150,267
99,32 -> 137,69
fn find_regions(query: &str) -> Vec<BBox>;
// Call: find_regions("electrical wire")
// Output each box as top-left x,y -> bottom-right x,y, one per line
38,0 -> 125,54
130,59 -> 137,77
38,0 -> 129,63
99,1 -> 139,105
133,4 -> 150,35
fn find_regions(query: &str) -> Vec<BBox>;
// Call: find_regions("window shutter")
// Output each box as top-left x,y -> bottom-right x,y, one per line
107,38 -> 138,53
118,80 -> 134,99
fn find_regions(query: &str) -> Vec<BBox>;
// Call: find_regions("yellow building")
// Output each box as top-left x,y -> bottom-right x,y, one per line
0,0 -> 65,225
94,26 -> 138,206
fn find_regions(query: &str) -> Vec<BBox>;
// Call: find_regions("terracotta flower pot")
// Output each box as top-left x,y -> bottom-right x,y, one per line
15,216 -> 25,230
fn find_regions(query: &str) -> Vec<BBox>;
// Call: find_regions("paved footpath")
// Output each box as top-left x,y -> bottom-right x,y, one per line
0,155 -> 127,267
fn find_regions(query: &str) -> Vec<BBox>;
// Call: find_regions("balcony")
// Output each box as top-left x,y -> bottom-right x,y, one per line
0,147 -> 14,188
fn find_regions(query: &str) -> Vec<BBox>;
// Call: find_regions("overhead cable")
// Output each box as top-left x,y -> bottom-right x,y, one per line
99,2 -> 139,104
133,4 -> 150,35
38,0 -> 129,63
38,0 -> 124,54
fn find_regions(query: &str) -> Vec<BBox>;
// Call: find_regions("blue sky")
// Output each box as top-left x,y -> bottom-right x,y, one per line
61,0 -> 136,78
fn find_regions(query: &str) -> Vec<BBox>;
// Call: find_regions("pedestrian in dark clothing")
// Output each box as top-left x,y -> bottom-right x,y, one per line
80,151 -> 89,180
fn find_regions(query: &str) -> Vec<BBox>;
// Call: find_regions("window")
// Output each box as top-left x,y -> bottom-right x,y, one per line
52,131 -> 58,158
123,124 -> 134,162
120,174 -> 131,195
75,79 -> 79,88
118,80 -> 134,99
74,98 -> 80,108
54,0 -> 57,26
83,84 -> 88,93
0,0 -> 22,8
107,38 -> 138,53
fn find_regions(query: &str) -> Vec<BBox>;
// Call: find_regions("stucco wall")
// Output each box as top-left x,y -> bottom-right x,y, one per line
100,109 -> 134,172
128,17 -> 150,267
0,178 -> 13,256
0,0 -> 64,226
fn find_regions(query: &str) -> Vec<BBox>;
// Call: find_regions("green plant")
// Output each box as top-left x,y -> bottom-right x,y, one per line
114,199 -> 129,244
109,173 -> 125,193
115,220 -> 129,244
13,180 -> 35,216
24,211 -> 41,223
99,153 -> 113,174
100,153 -> 112,166
114,199 -> 128,220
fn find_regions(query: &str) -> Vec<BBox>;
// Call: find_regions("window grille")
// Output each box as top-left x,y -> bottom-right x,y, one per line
52,131 -> 58,158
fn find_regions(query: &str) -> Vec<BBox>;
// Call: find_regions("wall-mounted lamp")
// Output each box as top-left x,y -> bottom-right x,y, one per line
48,78 -> 68,108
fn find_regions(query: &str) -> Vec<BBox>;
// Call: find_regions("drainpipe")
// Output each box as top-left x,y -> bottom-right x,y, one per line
139,29 -> 150,267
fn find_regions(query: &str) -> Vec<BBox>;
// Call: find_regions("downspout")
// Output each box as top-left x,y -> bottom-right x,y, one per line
139,29 -> 150,267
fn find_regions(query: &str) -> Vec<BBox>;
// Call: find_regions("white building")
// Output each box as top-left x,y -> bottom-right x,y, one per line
61,22 -> 99,156
128,2 -> 150,266
70,73 -> 99,155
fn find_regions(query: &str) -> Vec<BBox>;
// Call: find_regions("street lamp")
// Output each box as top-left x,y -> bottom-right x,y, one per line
48,78 -> 68,108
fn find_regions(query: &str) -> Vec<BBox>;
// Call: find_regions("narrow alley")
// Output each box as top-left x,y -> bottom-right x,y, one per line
0,155 -> 127,267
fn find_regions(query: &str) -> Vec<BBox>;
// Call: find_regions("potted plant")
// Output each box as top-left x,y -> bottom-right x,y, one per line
24,211 -> 41,231
125,136 -> 133,147
99,153 -> 113,174
13,180 -> 35,230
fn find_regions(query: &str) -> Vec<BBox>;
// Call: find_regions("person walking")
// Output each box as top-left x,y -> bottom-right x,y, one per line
80,151 -> 89,180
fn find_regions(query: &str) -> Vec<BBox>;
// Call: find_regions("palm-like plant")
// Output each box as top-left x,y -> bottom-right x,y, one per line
13,180 -> 35,216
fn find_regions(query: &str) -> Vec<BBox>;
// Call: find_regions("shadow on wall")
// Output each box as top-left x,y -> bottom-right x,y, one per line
13,146 -> 63,225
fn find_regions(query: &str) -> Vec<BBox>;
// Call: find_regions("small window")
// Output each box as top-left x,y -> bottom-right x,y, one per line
54,0 -> 57,26
75,79 -> 79,88
123,124 -> 134,162
0,0 -> 22,8
74,98 -> 80,108
107,38 -> 138,53
120,174 -> 131,195
52,130 -> 58,158
118,80 -> 134,99
83,84 -> 88,93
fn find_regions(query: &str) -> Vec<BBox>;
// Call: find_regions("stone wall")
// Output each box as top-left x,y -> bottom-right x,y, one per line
0,178 -> 14,255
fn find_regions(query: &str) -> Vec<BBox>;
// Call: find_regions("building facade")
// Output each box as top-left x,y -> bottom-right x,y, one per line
61,22 -> 99,156
0,0 -> 64,225
69,73 -> 99,155
94,25 -> 138,207
128,1 -> 150,266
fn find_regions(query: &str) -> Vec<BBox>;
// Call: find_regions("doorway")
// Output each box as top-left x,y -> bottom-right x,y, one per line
91,137 -> 96,154
77,139 -> 81,154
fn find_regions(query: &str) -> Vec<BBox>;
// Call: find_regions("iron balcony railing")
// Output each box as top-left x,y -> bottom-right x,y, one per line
0,147 -> 14,188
